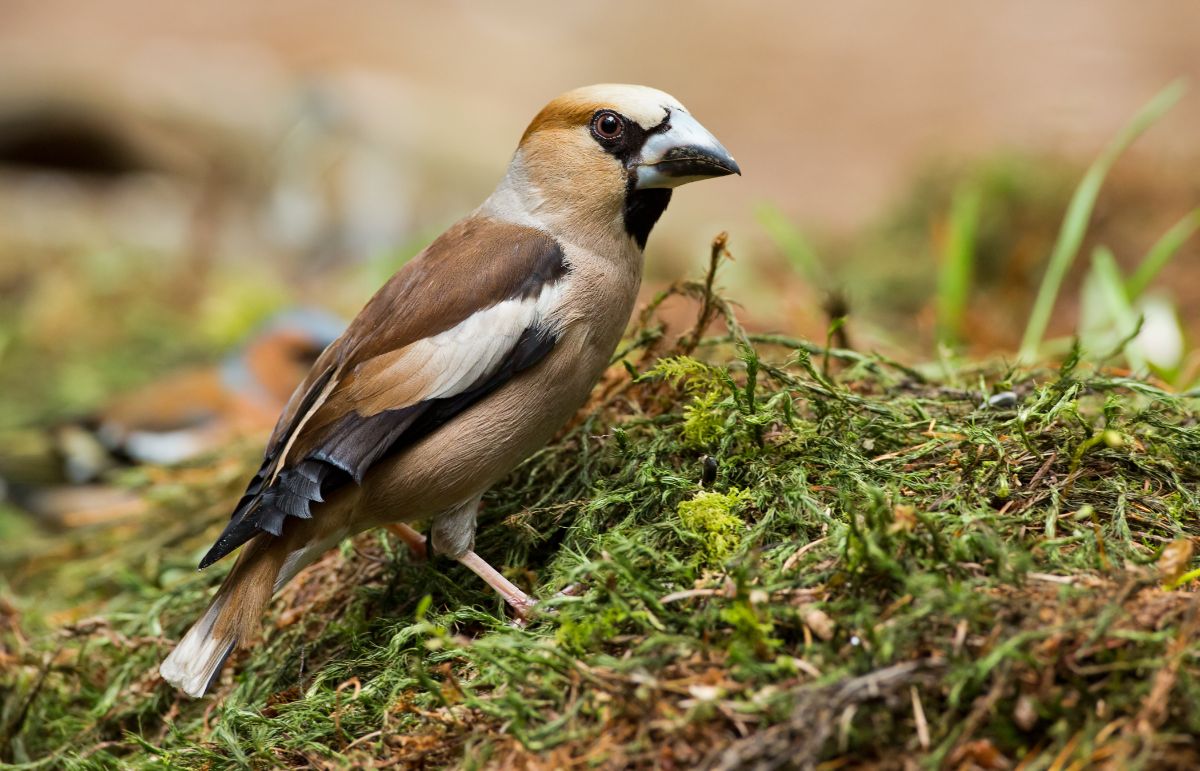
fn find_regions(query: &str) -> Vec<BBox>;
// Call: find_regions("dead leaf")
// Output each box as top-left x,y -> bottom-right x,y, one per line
1158,539 -> 1194,586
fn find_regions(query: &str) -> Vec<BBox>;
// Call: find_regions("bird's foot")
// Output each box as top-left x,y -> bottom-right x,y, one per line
456,550 -> 536,623
386,525 -> 586,626
504,583 -> 586,628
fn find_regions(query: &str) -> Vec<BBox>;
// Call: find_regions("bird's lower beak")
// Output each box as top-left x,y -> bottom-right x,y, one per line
634,109 -> 740,189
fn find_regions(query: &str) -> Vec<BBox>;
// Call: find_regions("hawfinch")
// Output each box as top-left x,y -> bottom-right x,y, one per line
1,309 -> 344,527
161,84 -> 739,697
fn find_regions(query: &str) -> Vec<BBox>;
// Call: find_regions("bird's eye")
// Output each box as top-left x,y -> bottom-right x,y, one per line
592,111 -> 625,141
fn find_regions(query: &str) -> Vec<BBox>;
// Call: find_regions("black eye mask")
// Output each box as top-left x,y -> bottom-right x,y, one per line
589,107 -> 671,167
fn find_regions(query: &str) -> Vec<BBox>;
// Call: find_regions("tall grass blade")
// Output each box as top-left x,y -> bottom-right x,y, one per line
1125,207 -> 1200,300
755,202 -> 826,285
1018,79 -> 1187,364
936,184 -> 983,346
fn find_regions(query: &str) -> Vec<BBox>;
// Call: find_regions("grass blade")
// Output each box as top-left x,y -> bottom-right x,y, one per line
1018,79 -> 1187,363
936,184 -> 983,346
1125,207 -> 1200,300
755,202 -> 826,285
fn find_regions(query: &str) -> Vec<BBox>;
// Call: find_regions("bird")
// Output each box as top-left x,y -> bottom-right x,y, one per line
96,308 -> 347,469
160,84 -> 739,698
0,308 -> 345,528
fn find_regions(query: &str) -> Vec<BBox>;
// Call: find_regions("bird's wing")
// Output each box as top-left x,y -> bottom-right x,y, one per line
199,218 -> 568,568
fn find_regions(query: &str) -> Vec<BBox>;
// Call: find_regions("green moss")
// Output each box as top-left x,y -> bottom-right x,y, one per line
676,488 -> 750,566
644,356 -> 735,449
555,604 -> 627,653
642,355 -> 715,388
719,595 -> 780,664
681,388 -> 727,448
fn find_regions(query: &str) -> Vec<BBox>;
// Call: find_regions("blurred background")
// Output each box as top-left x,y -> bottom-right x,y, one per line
1,1 -> 1198,541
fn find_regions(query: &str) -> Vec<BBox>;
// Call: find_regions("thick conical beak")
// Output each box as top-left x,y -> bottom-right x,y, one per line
634,109 -> 740,189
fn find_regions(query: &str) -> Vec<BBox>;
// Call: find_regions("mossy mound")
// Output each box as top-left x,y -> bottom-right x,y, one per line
3,259 -> 1200,770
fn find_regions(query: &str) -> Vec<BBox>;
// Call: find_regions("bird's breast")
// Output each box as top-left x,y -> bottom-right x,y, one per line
353,241 -> 642,525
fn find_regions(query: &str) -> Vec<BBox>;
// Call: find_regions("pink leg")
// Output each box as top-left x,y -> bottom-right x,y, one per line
386,523 -> 428,561
385,523 -> 535,619
457,551 -> 536,619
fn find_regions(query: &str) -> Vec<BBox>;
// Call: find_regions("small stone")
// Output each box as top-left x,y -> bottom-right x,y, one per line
688,684 -> 722,701
802,606 -> 836,641
1014,693 -> 1038,731
983,391 -> 1019,409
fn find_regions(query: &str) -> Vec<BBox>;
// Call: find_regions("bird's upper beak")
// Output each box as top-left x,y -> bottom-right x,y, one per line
634,109 -> 740,189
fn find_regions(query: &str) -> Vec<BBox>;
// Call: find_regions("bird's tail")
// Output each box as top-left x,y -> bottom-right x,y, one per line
160,535 -> 287,697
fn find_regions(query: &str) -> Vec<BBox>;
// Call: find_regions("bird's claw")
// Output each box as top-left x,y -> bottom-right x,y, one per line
505,583 -> 586,628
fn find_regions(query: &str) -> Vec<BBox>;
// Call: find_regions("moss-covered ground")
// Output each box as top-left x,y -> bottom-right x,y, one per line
3,238 -> 1200,770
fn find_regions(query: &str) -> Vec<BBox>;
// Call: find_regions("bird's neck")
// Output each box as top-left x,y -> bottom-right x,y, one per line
480,152 -> 652,261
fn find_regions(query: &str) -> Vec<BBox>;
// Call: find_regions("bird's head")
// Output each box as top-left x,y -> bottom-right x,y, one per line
501,84 -> 740,248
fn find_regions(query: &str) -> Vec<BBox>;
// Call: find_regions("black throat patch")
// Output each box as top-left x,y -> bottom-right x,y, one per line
624,188 -> 672,249
589,107 -> 674,249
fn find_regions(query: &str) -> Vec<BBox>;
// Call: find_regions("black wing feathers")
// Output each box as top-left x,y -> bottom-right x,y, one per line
311,403 -> 428,483
198,228 -> 567,569
198,330 -> 557,569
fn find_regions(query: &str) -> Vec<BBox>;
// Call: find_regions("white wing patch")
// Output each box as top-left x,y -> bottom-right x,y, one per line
345,279 -> 566,414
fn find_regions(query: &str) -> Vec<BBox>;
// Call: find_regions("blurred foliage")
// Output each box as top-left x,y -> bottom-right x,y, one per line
0,247 -> 294,430
1020,80 -> 1188,365
757,82 -> 1199,388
